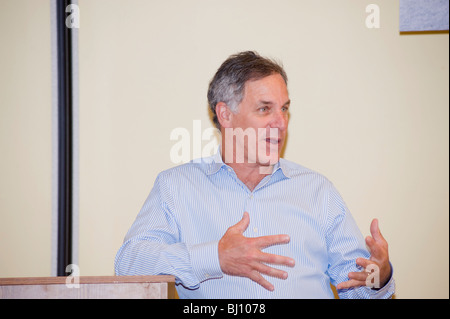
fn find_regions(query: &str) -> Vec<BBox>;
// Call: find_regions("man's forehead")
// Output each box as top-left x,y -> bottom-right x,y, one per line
244,75 -> 289,98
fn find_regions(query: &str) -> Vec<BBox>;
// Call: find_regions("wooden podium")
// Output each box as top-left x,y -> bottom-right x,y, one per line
0,275 -> 176,299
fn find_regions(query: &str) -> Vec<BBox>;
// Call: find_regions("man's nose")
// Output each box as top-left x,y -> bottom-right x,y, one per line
269,110 -> 288,130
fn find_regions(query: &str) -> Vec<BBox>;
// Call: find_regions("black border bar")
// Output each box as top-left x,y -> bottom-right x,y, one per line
56,0 -> 74,276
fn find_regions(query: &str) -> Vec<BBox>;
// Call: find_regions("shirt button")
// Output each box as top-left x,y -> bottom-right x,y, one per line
249,194 -> 254,199
253,227 -> 258,233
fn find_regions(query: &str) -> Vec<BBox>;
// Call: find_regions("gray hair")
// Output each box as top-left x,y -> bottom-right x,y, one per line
207,51 -> 288,129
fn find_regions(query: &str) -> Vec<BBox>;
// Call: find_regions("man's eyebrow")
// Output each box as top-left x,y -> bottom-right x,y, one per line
258,99 -> 291,106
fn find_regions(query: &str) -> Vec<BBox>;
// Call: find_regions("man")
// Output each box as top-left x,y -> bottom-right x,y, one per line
115,51 -> 395,298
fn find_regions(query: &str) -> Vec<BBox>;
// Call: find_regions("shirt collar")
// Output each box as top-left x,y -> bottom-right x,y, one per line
272,159 -> 292,179
205,149 -> 226,175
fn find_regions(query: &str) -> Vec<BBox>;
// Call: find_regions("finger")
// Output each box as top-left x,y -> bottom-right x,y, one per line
336,279 -> 365,290
253,234 -> 290,249
259,251 -> 295,267
253,262 -> 288,280
232,212 -> 250,234
365,235 -> 381,257
248,270 -> 274,291
348,270 -> 370,283
365,234 -> 388,261
356,257 -> 372,269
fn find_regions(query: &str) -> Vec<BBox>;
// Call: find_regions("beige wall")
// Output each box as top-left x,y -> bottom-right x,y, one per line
0,0 -> 448,299
0,0 -> 52,277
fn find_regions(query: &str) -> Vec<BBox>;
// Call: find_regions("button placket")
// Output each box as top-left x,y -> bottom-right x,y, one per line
246,192 -> 260,235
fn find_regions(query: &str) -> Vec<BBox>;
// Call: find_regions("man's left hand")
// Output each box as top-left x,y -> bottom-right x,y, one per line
336,219 -> 391,290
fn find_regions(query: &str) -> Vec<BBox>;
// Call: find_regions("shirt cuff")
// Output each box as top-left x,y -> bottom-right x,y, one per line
187,240 -> 223,283
364,262 -> 396,299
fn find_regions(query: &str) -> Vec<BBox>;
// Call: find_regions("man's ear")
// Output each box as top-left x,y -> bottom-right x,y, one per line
215,102 -> 233,128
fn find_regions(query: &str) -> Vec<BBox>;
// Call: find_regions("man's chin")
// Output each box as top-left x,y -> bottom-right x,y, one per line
256,153 -> 280,174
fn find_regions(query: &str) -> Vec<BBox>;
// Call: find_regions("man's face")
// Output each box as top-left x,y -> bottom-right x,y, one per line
226,73 -> 290,168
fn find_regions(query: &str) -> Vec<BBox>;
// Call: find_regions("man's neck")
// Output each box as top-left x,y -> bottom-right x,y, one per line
228,162 -> 271,191
220,144 -> 273,191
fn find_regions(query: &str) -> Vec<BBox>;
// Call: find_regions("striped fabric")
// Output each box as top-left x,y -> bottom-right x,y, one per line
114,151 -> 395,299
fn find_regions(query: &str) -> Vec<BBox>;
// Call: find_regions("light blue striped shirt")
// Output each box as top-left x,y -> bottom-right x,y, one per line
114,151 -> 395,299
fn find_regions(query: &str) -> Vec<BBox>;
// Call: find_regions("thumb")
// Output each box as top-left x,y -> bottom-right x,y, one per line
233,212 -> 250,233
370,218 -> 384,242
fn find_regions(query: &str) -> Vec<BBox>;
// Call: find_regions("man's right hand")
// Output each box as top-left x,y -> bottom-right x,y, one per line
218,212 -> 295,291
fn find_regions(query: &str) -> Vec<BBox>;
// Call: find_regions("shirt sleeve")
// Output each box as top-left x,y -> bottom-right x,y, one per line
325,182 -> 395,299
114,172 -> 223,289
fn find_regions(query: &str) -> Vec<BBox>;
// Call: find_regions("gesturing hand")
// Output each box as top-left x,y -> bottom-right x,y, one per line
337,218 -> 391,290
218,212 -> 295,291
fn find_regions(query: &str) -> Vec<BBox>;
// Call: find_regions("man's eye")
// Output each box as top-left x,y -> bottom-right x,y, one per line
258,107 -> 268,112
